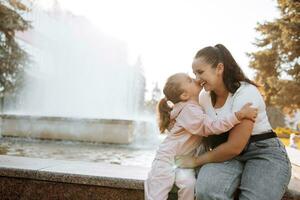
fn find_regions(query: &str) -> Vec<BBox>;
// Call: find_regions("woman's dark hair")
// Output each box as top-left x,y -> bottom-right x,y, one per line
195,44 -> 258,149
158,73 -> 186,133
194,44 -> 258,106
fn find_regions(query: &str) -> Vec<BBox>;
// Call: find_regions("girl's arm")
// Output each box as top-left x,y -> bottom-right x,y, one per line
176,85 -> 261,168
176,119 -> 253,168
178,103 -> 255,137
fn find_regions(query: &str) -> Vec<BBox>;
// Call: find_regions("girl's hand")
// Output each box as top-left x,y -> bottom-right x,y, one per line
236,103 -> 258,122
175,155 -> 200,168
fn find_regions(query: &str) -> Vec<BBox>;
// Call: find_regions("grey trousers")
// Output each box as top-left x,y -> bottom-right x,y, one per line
195,138 -> 291,200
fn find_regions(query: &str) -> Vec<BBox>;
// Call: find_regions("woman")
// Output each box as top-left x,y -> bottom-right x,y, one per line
176,44 -> 291,200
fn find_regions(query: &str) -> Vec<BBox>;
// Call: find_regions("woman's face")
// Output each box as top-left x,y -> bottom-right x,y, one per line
192,57 -> 222,92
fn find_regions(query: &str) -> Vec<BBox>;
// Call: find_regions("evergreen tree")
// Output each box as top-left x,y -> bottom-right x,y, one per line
0,0 -> 30,98
248,0 -> 300,114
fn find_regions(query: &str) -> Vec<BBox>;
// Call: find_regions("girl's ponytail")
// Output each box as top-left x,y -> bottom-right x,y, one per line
157,73 -> 186,133
157,98 -> 172,133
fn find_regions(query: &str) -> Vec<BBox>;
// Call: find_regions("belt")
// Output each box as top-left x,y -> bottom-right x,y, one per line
248,130 -> 277,143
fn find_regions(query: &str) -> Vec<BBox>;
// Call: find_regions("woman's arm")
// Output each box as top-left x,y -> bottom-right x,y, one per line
178,103 -> 256,137
176,119 -> 253,168
197,119 -> 253,164
198,84 -> 261,163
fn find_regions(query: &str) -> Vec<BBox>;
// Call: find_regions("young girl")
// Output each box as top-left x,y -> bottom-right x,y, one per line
144,73 -> 258,200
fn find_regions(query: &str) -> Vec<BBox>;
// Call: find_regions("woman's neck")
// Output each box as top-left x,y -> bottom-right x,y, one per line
213,83 -> 229,108
214,84 -> 228,99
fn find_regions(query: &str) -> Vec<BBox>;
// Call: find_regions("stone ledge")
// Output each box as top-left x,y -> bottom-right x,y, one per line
0,155 -> 299,200
0,155 -> 147,190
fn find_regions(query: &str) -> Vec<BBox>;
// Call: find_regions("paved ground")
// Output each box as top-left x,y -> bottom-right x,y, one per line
286,147 -> 300,194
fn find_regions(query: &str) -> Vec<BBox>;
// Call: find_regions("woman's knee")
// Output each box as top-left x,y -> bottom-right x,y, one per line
195,177 -> 215,198
196,179 -> 237,200
195,162 -> 242,199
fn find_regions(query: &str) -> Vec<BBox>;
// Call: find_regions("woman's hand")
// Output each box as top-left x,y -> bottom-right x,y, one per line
175,155 -> 200,168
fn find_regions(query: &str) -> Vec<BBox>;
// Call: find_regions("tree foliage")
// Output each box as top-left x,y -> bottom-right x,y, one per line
248,0 -> 300,114
0,0 -> 30,97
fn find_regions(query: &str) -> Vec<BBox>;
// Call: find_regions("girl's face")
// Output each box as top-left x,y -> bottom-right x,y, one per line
179,74 -> 202,99
192,57 -> 223,92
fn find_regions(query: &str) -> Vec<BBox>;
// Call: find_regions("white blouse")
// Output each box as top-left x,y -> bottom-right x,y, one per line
199,82 -> 272,135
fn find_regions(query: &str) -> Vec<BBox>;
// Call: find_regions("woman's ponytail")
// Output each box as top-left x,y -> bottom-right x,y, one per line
157,98 -> 172,133
215,44 -> 258,88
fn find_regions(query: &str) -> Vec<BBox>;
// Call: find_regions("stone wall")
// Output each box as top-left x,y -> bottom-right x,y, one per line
0,156 -> 298,200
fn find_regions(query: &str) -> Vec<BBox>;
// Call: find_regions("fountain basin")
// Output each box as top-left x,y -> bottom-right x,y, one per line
0,155 -> 298,200
0,114 -> 139,144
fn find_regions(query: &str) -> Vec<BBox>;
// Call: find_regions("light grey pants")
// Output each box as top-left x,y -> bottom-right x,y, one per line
195,138 -> 291,200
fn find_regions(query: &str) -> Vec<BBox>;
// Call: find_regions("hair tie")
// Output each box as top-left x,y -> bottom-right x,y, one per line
166,100 -> 174,108
163,97 -> 174,108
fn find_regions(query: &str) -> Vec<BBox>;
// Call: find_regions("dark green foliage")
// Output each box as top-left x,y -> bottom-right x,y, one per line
248,0 -> 300,114
0,0 -> 30,97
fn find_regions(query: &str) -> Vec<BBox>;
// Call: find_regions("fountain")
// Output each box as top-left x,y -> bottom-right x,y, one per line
0,3 -> 148,144
0,2 -> 160,198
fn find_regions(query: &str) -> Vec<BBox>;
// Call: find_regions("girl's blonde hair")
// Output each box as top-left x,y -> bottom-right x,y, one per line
158,73 -> 186,133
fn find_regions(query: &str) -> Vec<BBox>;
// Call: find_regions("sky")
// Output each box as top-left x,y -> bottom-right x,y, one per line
39,0 -> 280,99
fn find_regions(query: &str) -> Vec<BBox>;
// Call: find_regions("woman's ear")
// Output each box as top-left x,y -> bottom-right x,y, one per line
180,92 -> 190,101
216,63 -> 224,76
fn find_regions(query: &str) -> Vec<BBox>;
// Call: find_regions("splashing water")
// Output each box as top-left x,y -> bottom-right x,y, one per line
5,3 -> 145,120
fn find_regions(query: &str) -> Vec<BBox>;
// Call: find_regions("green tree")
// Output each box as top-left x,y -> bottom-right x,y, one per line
248,0 -> 300,114
0,0 -> 30,99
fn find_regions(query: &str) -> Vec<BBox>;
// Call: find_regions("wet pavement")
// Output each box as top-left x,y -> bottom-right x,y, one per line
0,137 -> 299,194
0,137 -> 158,167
